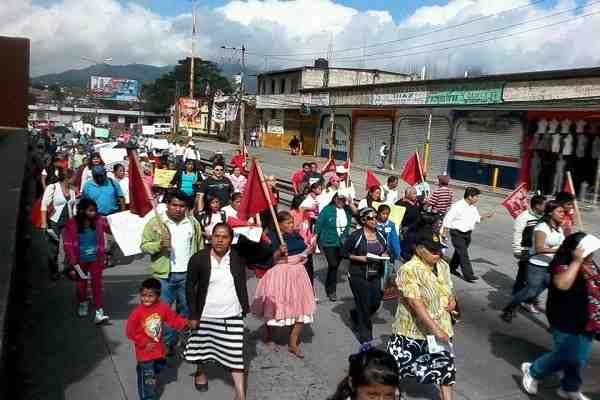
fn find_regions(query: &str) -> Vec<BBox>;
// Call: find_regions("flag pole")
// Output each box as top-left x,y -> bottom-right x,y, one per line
415,150 -> 425,185
566,171 -> 584,230
254,159 -> 284,244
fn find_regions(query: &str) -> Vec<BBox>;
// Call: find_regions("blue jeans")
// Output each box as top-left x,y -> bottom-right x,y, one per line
159,272 -> 189,346
530,328 -> 593,392
508,264 -> 549,308
136,359 -> 167,400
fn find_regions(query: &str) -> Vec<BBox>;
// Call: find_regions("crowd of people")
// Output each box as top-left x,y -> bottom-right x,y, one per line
30,127 -> 600,400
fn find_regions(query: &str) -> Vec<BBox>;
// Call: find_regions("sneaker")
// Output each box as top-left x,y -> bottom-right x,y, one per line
557,388 -> 591,400
94,308 -> 109,325
77,302 -> 88,317
521,362 -> 538,395
521,303 -> 541,314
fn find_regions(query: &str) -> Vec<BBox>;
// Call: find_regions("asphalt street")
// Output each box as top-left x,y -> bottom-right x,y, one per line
20,141 -> 600,400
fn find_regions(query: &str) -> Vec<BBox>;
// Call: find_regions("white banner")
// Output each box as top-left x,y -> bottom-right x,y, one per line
107,210 -> 156,257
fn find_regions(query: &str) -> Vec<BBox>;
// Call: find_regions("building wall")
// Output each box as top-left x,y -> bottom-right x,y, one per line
301,68 -> 410,90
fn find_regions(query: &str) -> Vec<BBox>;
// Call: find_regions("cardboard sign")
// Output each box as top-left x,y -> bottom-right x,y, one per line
153,169 -> 176,188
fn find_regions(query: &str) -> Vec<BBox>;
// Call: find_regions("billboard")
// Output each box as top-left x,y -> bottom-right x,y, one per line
178,98 -> 203,130
90,76 -> 140,101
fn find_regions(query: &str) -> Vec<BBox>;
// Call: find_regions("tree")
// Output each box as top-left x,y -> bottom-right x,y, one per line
142,57 -> 233,114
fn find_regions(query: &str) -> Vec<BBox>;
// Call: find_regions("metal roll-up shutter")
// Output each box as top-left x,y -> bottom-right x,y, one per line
353,118 -> 392,165
396,116 -> 450,178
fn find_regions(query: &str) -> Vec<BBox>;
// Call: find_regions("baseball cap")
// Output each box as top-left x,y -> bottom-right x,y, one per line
416,226 -> 443,255
91,165 -> 106,176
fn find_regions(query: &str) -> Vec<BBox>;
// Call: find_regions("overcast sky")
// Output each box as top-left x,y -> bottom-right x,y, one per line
2,0 -> 599,77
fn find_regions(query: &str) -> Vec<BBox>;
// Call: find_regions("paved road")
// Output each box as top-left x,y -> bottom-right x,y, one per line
20,142 -> 600,400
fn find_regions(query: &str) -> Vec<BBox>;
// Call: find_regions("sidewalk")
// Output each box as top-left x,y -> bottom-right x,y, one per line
194,137 -> 600,237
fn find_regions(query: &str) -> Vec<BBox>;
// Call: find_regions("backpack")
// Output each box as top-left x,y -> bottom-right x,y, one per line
520,218 -> 540,248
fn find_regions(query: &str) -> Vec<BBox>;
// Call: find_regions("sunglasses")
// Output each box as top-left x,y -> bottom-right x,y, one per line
365,215 -> 377,221
214,168 -> 224,172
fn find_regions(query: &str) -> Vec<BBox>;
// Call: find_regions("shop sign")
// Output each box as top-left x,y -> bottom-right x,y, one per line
503,77 -> 600,102
267,119 -> 284,134
425,83 -> 503,105
302,93 -> 330,107
372,87 -> 427,105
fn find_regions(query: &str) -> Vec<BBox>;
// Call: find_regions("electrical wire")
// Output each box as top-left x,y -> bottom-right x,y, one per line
251,0 -> 550,57
330,0 -> 600,62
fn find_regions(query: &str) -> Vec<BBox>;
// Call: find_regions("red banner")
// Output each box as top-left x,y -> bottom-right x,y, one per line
501,183 -> 528,219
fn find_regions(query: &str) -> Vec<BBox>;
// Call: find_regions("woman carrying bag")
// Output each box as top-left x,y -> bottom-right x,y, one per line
40,168 -> 76,280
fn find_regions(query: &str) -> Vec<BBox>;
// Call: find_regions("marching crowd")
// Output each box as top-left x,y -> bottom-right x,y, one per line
30,128 -> 600,400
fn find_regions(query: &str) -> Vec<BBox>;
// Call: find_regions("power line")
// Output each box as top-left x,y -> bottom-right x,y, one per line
332,8 -> 600,64
250,0 -> 550,58
330,0 -> 600,62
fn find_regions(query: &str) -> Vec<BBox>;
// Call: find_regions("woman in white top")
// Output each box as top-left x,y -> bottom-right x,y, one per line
357,186 -> 382,210
502,200 -> 565,321
40,168 -> 77,280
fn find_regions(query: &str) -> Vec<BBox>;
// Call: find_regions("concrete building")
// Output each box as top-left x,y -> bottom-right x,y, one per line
28,103 -> 169,126
256,60 -> 412,154
297,66 -> 600,191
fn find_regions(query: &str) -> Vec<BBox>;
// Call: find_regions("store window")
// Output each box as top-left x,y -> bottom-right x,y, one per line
280,79 -> 286,94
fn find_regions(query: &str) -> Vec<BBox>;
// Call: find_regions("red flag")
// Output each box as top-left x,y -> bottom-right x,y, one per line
128,149 -> 154,217
501,183 -> 528,219
343,159 -> 351,171
238,160 -> 273,221
365,170 -> 381,191
321,158 -> 336,174
400,152 -> 423,186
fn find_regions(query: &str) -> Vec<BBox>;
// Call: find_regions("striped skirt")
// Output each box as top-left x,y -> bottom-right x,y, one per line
183,315 -> 245,370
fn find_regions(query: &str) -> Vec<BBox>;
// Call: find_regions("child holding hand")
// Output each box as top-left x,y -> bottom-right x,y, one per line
126,278 -> 190,400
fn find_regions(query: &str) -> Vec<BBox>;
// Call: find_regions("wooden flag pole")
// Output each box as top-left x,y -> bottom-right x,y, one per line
254,159 -> 284,244
415,150 -> 426,185
566,171 -> 584,230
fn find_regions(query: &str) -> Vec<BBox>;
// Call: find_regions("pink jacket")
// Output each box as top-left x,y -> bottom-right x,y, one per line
62,215 -> 109,266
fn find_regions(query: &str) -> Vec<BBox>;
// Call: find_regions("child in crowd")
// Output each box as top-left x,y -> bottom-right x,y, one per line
328,348 -> 400,400
376,204 -> 401,299
126,278 -> 190,400
62,198 -> 110,324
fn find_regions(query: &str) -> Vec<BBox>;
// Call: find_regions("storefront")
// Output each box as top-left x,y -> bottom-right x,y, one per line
318,113 -> 351,160
394,113 -> 451,179
449,111 -> 524,189
351,111 -> 394,166
522,111 -> 600,196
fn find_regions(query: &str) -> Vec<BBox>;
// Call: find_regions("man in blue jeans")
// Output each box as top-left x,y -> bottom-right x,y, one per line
141,191 -> 203,350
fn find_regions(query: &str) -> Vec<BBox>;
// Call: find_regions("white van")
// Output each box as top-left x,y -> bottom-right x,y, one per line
153,123 -> 171,135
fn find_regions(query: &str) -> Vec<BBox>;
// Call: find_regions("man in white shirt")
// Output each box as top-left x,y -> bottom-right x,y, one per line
511,195 -> 546,312
175,141 -> 186,167
442,187 -> 493,282
378,142 -> 388,169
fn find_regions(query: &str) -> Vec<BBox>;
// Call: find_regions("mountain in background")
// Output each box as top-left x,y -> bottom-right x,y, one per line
32,62 -> 260,93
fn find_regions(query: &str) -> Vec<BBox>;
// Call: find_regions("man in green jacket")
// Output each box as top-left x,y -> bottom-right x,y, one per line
141,191 -> 203,346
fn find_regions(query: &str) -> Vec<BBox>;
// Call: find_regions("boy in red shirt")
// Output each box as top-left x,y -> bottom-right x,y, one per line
126,278 -> 189,400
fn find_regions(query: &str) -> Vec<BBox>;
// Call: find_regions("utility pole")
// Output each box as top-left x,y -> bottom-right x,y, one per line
328,108 -> 335,160
239,45 -> 246,147
189,0 -> 196,99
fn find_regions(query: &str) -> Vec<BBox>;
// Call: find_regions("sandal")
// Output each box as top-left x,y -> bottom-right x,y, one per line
288,346 -> 305,359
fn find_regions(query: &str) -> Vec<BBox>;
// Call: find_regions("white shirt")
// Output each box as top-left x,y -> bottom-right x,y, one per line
379,145 -> 387,157
357,198 -> 370,210
381,185 -> 399,205
184,148 -> 199,160
165,217 -> 195,273
222,205 -> 238,221
336,207 -> 349,236
41,183 -> 76,223
115,177 -> 130,204
512,210 -> 541,256
529,222 -> 565,267
175,144 -> 185,157
203,251 -> 243,318
442,199 -> 481,233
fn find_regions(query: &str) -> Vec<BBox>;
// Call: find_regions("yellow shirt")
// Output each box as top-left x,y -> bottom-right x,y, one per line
392,255 -> 454,340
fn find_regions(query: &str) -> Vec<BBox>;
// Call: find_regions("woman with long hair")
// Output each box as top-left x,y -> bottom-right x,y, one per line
358,185 -> 382,210
171,159 -> 202,201
521,232 -> 600,399
40,167 -> 76,280
328,348 -> 399,400
62,198 -> 110,324
502,200 -> 566,322
252,211 -> 316,358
